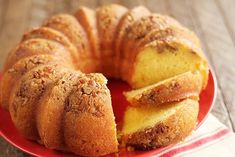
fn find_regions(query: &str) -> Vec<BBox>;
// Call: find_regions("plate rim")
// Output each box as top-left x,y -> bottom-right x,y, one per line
197,67 -> 217,129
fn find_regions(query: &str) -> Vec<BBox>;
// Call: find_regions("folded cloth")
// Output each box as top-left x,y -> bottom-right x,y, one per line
152,114 -> 235,157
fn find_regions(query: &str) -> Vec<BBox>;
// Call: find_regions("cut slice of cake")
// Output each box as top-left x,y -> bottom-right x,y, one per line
120,14 -> 182,80
120,98 -> 199,150
114,6 -> 150,77
128,34 -> 208,89
124,71 -> 202,107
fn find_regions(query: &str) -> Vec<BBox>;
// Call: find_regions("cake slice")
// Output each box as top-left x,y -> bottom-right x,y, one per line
75,6 -> 99,60
36,70 -> 82,151
121,14 -> 181,63
3,38 -> 74,72
115,6 -> 150,57
128,34 -> 208,89
43,14 -> 94,72
64,73 -> 118,156
114,6 -> 150,77
128,27 -> 203,70
96,4 -> 128,77
120,14 -> 182,81
22,27 -> 79,65
0,55 -> 64,110
120,98 -> 199,150
43,14 -> 89,54
9,64 -> 69,140
124,71 -> 202,107
74,7 -> 101,72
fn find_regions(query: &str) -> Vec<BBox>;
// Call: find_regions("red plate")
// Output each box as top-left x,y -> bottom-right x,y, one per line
0,70 -> 216,157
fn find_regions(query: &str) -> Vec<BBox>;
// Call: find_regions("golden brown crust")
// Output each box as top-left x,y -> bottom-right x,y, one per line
44,14 -> 88,55
121,99 -> 199,150
96,4 -> 128,77
74,7 -> 101,72
0,55 -> 63,110
124,71 -> 202,107
114,6 -> 150,77
22,27 -> 79,65
3,38 -> 74,72
64,73 -> 118,156
136,27 -> 204,59
75,7 -> 99,59
43,14 -> 95,72
122,14 -> 181,59
36,70 -> 82,151
115,6 -> 150,57
9,64 -> 69,140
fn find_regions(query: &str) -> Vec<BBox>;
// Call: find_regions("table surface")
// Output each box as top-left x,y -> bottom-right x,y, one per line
0,0 -> 235,156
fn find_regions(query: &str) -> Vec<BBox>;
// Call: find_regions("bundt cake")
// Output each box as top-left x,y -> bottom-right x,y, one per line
0,4 -> 209,157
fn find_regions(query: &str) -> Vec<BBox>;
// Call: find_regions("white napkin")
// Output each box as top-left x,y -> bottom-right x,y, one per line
151,114 -> 235,157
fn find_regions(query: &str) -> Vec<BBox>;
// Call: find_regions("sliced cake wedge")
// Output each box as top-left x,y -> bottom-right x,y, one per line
120,98 -> 199,150
124,71 -> 202,107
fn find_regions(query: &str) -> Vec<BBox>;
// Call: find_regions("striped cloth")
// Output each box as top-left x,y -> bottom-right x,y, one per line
152,114 -> 235,157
